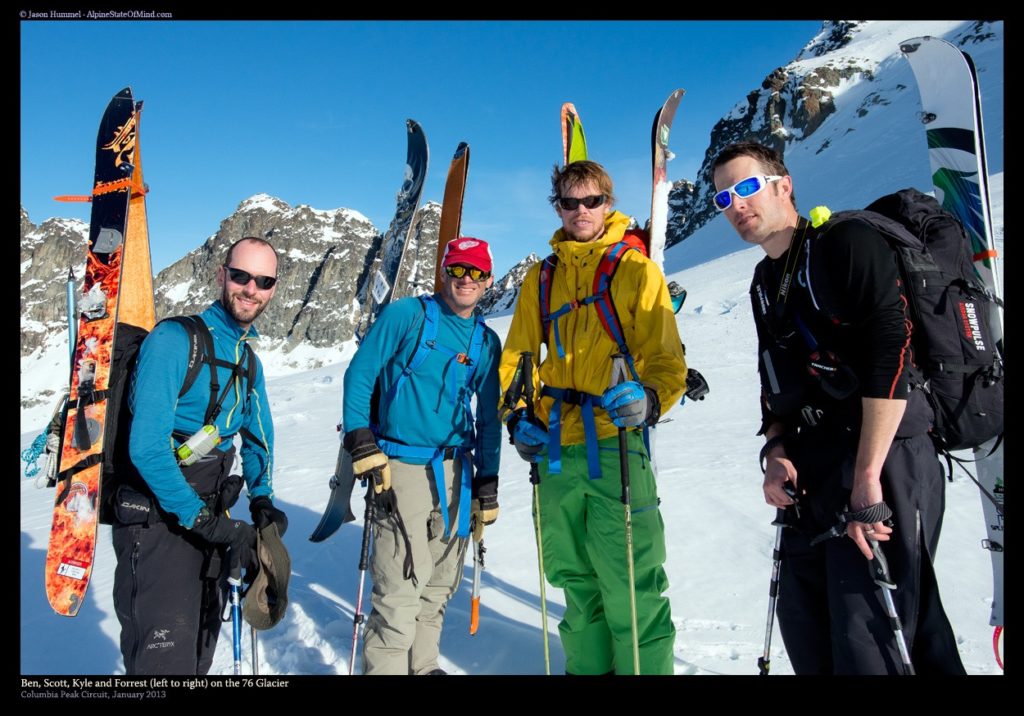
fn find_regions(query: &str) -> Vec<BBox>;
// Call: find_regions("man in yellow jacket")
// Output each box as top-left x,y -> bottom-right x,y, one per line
500,160 -> 686,675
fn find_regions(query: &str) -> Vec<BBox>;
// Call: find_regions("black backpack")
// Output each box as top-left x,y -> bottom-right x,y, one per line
78,314 -> 258,524
816,189 -> 1003,453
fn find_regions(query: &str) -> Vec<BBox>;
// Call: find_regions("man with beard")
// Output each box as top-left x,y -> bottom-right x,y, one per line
499,161 -> 686,674
112,236 -> 286,675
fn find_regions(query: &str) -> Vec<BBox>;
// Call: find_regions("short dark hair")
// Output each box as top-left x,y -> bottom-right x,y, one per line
224,236 -> 279,270
712,142 -> 796,209
549,160 -> 616,207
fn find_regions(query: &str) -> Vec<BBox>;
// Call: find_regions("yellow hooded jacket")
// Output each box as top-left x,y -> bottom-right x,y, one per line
499,210 -> 687,446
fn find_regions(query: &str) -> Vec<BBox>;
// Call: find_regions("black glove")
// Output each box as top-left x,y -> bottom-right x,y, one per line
471,476 -> 499,542
344,428 -> 391,493
191,507 -> 257,571
249,495 -> 289,537
505,409 -> 548,463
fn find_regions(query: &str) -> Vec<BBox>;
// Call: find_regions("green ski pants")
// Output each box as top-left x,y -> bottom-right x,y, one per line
537,431 -> 675,674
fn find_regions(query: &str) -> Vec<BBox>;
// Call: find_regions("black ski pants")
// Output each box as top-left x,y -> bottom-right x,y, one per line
112,519 -> 227,675
109,450 -> 238,675
777,430 -> 966,675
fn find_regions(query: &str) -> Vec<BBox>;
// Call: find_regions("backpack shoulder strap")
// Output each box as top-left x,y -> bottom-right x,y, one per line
621,228 -> 649,257
243,342 -> 258,399
462,314 -> 488,389
538,254 -> 558,345
160,315 -> 212,400
591,239 -> 641,356
380,296 -> 436,408
408,295 -> 439,373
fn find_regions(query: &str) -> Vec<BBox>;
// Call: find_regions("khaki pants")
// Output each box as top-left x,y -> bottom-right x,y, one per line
362,455 -> 470,675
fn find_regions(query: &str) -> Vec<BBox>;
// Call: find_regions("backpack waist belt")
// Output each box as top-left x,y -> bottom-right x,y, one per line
540,385 -> 604,480
377,438 -> 473,539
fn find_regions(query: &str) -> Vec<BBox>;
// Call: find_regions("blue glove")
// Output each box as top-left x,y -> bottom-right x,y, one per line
505,409 -> 548,463
602,381 -> 661,428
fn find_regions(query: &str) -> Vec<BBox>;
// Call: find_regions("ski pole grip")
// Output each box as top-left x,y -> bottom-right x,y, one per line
502,361 -> 525,412
868,540 -> 896,589
610,353 -> 630,389
229,552 -> 242,584
521,352 -> 536,418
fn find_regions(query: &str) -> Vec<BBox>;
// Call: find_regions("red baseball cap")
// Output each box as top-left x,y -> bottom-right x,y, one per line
442,237 -> 493,273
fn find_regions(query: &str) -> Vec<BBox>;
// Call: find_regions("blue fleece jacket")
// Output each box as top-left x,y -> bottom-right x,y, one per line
343,296 -> 501,476
128,300 -> 275,527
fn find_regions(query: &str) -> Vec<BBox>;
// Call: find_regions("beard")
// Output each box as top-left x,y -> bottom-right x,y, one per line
221,282 -> 268,327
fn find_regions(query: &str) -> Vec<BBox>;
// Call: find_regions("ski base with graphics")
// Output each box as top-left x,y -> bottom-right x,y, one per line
901,34 -> 1004,664
432,142 -> 470,293
46,87 -> 155,617
355,120 -> 429,341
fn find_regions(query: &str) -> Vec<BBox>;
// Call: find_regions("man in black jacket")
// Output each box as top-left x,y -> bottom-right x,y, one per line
711,142 -> 965,674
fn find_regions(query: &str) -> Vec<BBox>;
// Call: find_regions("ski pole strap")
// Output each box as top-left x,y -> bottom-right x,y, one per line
846,501 -> 893,525
540,386 -> 603,479
809,502 -> 893,545
371,486 -> 417,585
376,439 -> 474,538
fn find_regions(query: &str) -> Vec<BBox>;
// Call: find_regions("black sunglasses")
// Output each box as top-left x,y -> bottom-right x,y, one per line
223,265 -> 278,290
444,264 -> 491,281
556,194 -> 607,211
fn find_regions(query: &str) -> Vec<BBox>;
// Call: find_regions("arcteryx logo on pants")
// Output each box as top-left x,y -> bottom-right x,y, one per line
145,629 -> 175,650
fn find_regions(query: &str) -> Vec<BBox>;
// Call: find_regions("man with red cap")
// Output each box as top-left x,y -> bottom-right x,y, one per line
341,237 -> 502,675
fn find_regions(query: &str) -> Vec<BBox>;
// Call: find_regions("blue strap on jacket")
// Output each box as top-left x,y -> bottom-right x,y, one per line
374,295 -> 485,538
536,241 -> 651,479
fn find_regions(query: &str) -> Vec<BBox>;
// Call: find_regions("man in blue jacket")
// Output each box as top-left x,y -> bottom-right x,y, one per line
113,236 -> 286,675
343,237 -> 502,675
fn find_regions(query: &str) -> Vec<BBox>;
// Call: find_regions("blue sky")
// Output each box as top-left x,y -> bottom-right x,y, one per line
21,20 -> 823,275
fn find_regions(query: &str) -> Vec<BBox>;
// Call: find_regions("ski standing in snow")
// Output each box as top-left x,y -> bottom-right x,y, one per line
499,160 -> 687,675
340,237 -> 502,675
112,237 -> 286,675
713,141 -> 966,675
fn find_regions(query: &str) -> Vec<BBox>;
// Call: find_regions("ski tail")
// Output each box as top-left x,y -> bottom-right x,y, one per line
356,119 -> 429,339
561,102 -> 588,165
433,142 -> 470,293
648,89 -> 684,271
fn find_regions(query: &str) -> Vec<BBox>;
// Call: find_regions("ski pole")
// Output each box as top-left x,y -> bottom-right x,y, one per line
66,265 -> 77,367
519,351 -> 551,675
469,529 -> 485,635
251,626 -> 259,675
610,354 -> 641,675
867,539 -> 915,675
758,484 -> 798,676
758,508 -> 786,675
350,485 -> 374,675
228,553 -> 244,676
